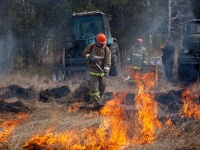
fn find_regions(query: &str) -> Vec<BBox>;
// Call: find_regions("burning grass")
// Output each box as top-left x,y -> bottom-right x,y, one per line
180,82 -> 200,119
0,113 -> 28,148
23,94 -> 128,150
129,72 -> 162,144
1,73 -> 200,149
23,72 -> 163,149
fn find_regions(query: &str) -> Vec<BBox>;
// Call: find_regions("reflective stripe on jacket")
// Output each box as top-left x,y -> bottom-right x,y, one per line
127,46 -> 147,68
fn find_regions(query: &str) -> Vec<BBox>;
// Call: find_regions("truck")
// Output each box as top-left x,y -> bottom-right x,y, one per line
178,19 -> 200,83
53,10 -> 121,81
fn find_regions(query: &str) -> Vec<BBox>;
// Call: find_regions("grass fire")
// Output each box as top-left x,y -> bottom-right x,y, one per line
0,71 -> 200,150
23,72 -> 162,149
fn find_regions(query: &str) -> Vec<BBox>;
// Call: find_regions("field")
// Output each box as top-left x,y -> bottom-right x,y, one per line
0,71 -> 200,150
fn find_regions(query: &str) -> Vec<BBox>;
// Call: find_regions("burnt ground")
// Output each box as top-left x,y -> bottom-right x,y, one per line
0,82 -> 193,122
0,81 -> 200,150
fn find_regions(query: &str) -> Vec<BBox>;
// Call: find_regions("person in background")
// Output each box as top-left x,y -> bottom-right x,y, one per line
159,37 -> 175,83
126,38 -> 148,83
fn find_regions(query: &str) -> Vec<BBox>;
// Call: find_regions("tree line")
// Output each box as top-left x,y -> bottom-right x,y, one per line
0,0 -> 199,69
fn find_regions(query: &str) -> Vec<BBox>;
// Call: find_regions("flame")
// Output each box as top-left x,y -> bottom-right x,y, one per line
68,103 -> 80,112
165,118 -> 173,126
24,93 -> 128,150
180,89 -> 200,119
130,71 -> 162,144
24,71 -> 163,149
99,93 -> 128,148
0,113 -> 27,147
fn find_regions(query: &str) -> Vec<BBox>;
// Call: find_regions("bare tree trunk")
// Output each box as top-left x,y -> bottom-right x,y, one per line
8,3 -> 12,64
0,1 -> 5,65
0,16 -> 3,64
168,0 -> 171,37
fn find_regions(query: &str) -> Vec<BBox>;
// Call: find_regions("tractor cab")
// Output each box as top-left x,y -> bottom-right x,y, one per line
72,11 -> 111,40
62,11 -> 112,61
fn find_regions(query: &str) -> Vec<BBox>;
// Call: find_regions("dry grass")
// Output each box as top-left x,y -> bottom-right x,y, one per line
1,71 -> 200,150
0,72 -> 82,92
126,121 -> 200,150
3,102 -> 101,150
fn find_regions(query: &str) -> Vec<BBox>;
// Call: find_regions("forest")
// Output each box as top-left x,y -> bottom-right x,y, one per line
0,0 -> 200,71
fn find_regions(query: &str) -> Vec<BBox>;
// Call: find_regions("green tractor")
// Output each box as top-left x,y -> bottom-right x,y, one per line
53,10 -> 120,81
178,19 -> 200,83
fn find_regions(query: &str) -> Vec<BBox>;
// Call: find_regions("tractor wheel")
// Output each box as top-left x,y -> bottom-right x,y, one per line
178,64 -> 199,83
109,42 -> 121,76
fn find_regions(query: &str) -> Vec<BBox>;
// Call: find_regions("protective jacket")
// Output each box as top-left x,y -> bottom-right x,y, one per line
128,46 -> 148,68
82,43 -> 111,76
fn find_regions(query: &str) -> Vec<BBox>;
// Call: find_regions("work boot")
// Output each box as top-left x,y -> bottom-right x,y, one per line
88,101 -> 99,108
97,100 -> 105,107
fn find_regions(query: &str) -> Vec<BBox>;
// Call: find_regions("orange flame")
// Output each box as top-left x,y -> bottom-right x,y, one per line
180,89 -> 200,119
100,93 -> 128,148
0,113 -> 28,147
24,71 -> 163,149
131,71 -> 162,144
68,103 -> 80,112
165,118 -> 173,126
24,93 -> 128,150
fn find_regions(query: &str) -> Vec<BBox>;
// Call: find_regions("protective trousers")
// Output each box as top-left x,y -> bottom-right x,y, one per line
89,75 -> 107,103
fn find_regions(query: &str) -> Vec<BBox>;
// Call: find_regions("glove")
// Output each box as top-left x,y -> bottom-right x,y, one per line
105,72 -> 109,78
89,56 -> 96,62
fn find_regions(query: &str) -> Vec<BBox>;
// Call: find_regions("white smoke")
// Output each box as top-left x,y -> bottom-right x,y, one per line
0,32 -> 16,73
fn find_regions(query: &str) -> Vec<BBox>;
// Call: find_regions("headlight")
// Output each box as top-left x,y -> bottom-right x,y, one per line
179,46 -> 189,54
72,12 -> 76,16
183,47 -> 189,53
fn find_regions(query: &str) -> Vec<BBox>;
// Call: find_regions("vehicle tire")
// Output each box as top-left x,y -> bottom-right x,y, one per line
178,64 -> 199,83
109,42 -> 121,76
178,64 -> 189,82
189,64 -> 199,82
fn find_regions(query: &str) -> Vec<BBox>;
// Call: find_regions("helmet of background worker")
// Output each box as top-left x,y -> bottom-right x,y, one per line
136,38 -> 143,43
135,38 -> 143,47
96,33 -> 107,44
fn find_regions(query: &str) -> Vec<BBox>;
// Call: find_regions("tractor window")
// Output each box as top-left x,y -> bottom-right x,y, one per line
188,22 -> 200,34
103,16 -> 111,38
73,15 -> 103,39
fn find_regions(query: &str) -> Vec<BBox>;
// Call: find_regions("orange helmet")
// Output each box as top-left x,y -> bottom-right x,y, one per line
96,33 -> 107,44
136,38 -> 143,43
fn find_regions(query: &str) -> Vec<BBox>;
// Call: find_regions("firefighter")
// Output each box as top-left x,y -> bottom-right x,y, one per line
159,37 -> 175,83
127,38 -> 148,83
81,33 -> 111,108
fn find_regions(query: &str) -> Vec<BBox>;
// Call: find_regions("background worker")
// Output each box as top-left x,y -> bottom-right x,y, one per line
81,33 -> 111,108
126,38 -> 148,83
159,37 -> 175,83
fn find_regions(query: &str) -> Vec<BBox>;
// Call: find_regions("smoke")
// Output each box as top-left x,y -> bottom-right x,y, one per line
122,0 -> 199,52
0,32 -> 17,73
